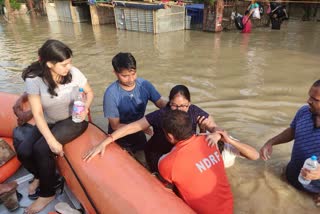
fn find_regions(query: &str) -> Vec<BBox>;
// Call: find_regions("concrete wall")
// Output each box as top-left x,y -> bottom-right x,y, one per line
46,2 -> 59,21
114,5 -> 185,34
156,5 -> 185,33
47,0 -> 90,23
90,5 -> 115,25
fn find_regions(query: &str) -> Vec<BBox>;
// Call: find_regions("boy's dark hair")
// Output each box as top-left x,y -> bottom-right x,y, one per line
112,52 -> 136,73
161,110 -> 193,142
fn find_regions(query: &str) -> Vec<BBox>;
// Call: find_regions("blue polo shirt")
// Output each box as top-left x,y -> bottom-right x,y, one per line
286,105 -> 320,191
290,105 -> 320,162
103,78 -> 161,133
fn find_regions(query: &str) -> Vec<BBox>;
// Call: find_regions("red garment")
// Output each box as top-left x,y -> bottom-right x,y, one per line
158,135 -> 233,214
242,15 -> 252,33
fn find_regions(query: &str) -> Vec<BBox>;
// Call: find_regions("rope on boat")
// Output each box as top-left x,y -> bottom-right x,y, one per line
63,154 -> 99,214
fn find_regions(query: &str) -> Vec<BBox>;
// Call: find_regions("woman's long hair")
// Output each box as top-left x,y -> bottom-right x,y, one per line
22,39 -> 73,97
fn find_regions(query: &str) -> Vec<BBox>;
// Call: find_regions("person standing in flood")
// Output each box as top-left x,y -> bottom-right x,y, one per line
18,39 -> 93,214
260,80 -> 320,206
242,10 -> 252,33
269,1 -> 288,30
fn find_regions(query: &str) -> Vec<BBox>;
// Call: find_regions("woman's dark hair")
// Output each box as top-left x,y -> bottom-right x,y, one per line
22,39 -> 73,97
169,85 -> 191,102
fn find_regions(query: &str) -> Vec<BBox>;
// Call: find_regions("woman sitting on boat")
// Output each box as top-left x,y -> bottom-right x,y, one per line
84,85 -> 259,171
17,39 -> 93,214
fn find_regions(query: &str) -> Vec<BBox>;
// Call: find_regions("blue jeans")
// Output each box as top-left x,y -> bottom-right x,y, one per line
14,117 -> 88,197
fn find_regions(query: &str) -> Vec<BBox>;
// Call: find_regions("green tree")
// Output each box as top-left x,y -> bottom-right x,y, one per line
4,0 -> 11,18
0,0 -> 21,11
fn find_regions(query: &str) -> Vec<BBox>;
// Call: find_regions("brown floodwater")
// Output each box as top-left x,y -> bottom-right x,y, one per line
1,16 -> 320,213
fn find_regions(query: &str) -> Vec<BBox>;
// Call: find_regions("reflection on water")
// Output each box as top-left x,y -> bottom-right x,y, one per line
1,16 -> 320,213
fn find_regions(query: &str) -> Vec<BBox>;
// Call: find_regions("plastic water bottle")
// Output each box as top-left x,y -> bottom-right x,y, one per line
298,155 -> 318,185
72,88 -> 85,123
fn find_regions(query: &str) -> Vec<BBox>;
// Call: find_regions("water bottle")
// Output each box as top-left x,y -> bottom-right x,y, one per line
298,155 -> 318,185
72,88 -> 85,123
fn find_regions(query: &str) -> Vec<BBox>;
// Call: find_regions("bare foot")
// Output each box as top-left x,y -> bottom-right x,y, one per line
28,179 -> 39,195
24,196 -> 55,214
313,194 -> 320,207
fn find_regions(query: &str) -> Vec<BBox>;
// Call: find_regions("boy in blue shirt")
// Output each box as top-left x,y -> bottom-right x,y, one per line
103,52 -> 167,153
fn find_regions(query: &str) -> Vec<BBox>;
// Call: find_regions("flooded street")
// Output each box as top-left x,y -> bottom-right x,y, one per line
1,16 -> 320,213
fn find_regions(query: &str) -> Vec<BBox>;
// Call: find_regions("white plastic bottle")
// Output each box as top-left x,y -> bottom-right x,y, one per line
72,88 -> 85,123
298,155 -> 318,185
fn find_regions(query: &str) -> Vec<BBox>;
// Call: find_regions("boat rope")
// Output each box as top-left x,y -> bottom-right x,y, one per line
64,150 -> 99,214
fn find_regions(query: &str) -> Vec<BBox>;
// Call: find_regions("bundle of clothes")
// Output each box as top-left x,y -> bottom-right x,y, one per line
233,1 -> 288,32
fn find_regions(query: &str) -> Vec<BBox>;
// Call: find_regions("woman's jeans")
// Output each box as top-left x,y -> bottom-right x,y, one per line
13,117 -> 88,197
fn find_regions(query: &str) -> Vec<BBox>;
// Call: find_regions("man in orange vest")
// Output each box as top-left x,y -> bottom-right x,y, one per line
158,110 -> 233,214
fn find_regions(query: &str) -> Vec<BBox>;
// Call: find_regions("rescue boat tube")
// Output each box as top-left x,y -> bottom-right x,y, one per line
0,92 -> 194,213
0,92 -> 21,182
0,92 -> 19,137
0,137 -> 21,183
58,123 -> 195,213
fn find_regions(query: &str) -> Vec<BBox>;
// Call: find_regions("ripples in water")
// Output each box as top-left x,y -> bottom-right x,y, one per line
1,16 -> 320,213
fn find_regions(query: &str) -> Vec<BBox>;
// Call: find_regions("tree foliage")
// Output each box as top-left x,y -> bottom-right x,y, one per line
0,0 -> 21,10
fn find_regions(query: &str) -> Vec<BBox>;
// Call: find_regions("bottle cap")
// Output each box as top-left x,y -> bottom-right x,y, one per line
311,155 -> 318,161
79,88 -> 84,92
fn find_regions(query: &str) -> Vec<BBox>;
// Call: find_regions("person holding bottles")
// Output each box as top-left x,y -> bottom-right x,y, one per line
260,80 -> 320,206
17,39 -> 93,214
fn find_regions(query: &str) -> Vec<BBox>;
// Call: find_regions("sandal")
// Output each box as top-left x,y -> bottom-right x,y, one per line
28,186 -> 40,200
28,176 -> 65,200
16,191 -> 23,201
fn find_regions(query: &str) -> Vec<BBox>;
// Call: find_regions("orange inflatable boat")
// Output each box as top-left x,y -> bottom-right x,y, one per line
0,92 -> 21,183
0,91 -> 194,214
